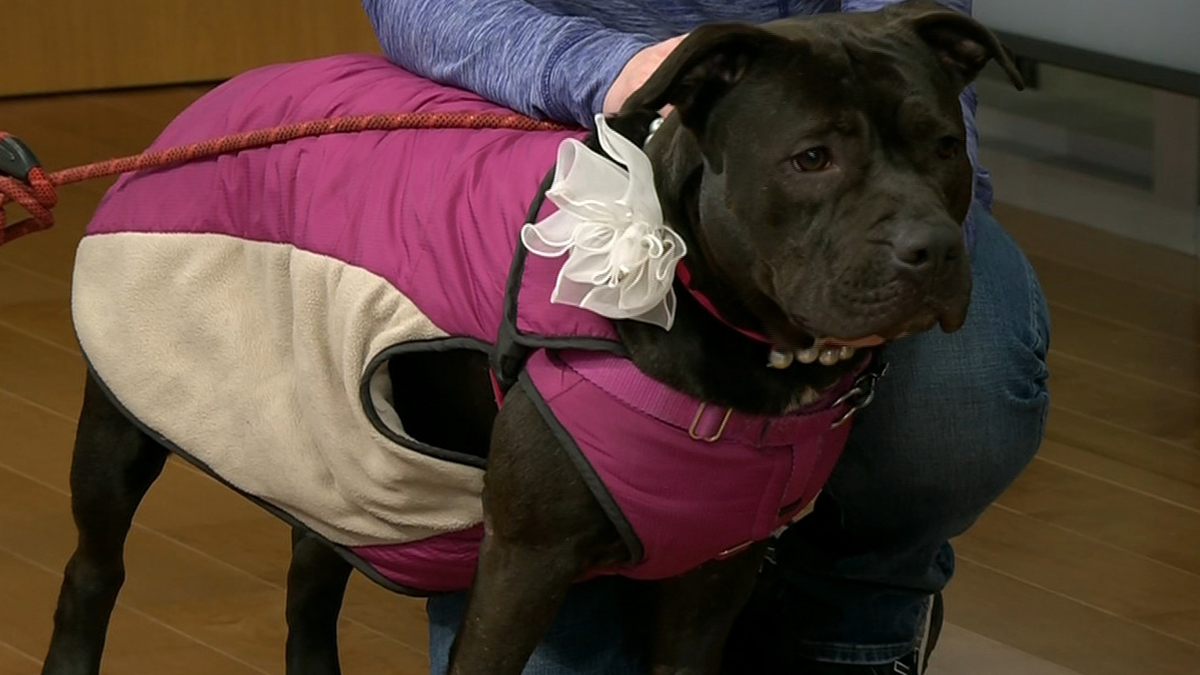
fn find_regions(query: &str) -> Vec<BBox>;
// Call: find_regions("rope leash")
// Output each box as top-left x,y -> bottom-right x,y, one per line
0,111 -> 574,246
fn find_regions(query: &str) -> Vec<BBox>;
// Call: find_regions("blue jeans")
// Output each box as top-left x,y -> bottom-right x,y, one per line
427,204 -> 1051,672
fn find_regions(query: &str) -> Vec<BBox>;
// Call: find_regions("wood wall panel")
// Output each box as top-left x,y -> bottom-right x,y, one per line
3,0 -> 382,98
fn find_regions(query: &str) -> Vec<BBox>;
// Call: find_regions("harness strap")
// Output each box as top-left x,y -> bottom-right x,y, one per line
561,349 -> 882,445
0,112 -> 574,246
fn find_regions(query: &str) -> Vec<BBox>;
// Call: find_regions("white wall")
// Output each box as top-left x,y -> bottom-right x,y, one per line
974,0 -> 1200,76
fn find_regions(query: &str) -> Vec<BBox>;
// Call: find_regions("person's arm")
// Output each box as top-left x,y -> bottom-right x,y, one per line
840,0 -> 987,208
361,0 -> 657,127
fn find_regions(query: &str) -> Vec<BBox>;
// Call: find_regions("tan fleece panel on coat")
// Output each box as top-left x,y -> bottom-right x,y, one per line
71,232 -> 485,547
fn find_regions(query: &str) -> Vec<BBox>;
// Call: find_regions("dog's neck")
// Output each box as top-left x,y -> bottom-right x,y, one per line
593,113 -> 866,416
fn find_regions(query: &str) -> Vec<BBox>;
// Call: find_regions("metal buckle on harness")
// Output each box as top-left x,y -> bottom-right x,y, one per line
689,402 -> 734,442
0,134 -> 42,182
830,361 -> 890,428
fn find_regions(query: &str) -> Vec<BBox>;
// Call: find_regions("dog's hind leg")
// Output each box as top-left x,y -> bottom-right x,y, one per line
41,372 -> 169,675
285,529 -> 353,675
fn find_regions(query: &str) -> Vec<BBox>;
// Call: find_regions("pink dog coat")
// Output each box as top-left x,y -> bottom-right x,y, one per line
71,54 -> 876,594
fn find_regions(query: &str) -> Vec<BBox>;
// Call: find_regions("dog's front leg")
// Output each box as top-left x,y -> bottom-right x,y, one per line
650,543 -> 769,675
446,525 -> 583,675
446,383 -> 629,675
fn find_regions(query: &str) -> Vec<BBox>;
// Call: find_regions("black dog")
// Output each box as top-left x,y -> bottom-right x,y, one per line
39,3 -> 1023,674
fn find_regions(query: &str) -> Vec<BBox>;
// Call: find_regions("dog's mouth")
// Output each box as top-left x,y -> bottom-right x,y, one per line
765,335 -> 877,369
761,298 -> 961,369
764,322 -> 919,369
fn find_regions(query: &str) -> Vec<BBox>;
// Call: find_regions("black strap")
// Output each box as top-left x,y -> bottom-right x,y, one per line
491,168 -> 557,392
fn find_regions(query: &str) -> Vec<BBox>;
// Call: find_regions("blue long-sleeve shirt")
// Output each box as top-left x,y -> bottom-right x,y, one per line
361,0 -> 993,230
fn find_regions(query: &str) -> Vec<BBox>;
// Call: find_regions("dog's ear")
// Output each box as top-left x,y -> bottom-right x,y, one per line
897,2 -> 1025,90
620,23 -> 785,131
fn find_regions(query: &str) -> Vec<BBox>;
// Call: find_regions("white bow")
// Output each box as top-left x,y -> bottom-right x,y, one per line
520,114 -> 686,330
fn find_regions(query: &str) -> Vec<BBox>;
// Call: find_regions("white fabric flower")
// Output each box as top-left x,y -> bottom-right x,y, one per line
521,114 -> 686,330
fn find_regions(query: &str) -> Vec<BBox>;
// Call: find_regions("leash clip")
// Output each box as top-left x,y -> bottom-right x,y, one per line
0,134 -> 42,182
830,361 -> 890,428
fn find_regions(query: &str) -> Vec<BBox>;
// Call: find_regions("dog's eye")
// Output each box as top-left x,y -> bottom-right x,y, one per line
935,136 -> 961,159
792,147 -> 832,172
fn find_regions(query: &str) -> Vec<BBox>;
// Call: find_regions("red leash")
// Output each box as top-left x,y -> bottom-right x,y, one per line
0,111 -> 573,246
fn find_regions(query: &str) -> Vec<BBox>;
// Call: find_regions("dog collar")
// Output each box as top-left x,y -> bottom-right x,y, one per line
674,261 -> 770,343
674,261 -> 862,368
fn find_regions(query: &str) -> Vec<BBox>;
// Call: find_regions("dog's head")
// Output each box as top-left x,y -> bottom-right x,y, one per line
622,0 -> 1023,348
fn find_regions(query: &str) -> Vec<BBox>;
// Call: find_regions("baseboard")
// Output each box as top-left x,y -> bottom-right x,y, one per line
976,103 -> 1153,187
980,146 -> 1199,256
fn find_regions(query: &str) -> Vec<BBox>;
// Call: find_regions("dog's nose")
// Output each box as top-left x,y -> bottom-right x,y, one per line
887,226 -> 959,274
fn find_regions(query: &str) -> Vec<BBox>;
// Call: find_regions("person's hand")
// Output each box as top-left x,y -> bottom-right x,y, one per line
602,34 -> 688,116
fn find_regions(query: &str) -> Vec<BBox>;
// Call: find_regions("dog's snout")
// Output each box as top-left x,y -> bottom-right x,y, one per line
886,226 -> 959,274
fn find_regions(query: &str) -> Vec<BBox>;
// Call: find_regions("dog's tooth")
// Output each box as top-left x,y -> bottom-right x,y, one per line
812,338 -> 826,350
839,346 -> 856,361
795,347 -> 819,364
819,348 -> 840,366
768,349 -> 795,369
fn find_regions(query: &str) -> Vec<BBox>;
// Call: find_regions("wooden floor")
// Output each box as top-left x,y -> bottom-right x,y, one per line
1,85 -> 1199,675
